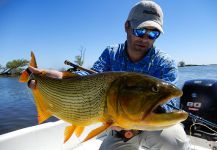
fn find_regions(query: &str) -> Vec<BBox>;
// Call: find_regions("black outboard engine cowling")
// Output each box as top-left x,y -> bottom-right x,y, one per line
180,79 -> 217,141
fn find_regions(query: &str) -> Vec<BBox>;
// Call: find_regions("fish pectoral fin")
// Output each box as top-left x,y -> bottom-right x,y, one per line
32,89 -> 52,124
74,126 -> 85,137
19,51 -> 37,83
62,71 -> 80,79
64,125 -> 76,143
82,123 -> 111,143
19,69 -> 30,83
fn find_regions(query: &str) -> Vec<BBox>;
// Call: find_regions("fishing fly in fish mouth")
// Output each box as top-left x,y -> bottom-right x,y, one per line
19,52 -> 188,143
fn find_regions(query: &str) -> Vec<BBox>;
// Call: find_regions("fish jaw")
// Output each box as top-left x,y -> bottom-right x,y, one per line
111,110 -> 188,131
138,111 -> 188,130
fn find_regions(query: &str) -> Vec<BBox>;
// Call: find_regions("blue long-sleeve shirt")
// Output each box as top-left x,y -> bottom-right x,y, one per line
90,42 -> 179,111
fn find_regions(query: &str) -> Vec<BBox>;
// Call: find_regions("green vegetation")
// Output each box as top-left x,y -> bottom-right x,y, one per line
74,47 -> 85,66
178,61 -> 185,67
0,59 -> 29,76
178,61 -> 207,67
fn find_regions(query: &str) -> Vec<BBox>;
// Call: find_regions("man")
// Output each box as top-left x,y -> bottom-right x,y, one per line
28,1 -> 189,149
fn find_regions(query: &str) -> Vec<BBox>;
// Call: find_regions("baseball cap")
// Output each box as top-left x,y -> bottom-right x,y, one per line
127,0 -> 164,33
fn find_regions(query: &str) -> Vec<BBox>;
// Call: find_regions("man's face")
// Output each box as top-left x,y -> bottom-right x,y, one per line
125,22 -> 158,62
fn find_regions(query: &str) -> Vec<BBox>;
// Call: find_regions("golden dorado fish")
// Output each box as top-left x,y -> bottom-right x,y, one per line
19,52 -> 188,143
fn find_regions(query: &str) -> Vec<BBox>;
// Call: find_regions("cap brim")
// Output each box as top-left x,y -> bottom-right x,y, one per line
131,20 -> 164,33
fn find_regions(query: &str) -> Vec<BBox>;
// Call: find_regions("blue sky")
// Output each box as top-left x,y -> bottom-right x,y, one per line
0,0 -> 217,69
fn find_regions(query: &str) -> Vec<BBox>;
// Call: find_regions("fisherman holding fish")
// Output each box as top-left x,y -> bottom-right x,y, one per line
27,1 -> 189,150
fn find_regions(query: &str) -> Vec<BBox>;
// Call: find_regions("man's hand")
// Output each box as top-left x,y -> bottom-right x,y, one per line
111,126 -> 124,131
27,66 -> 63,89
28,66 -> 43,75
28,66 -> 42,89
28,80 -> 37,89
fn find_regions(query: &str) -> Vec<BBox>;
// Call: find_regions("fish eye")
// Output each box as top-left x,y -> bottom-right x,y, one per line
151,85 -> 159,93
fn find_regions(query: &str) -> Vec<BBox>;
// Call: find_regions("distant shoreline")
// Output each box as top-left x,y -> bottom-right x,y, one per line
1,64 -> 217,77
178,64 -> 217,67
0,74 -> 19,77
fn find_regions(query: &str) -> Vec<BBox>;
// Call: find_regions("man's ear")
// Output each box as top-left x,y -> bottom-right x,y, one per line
125,21 -> 130,33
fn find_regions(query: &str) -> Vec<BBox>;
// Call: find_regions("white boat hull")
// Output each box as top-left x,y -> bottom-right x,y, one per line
0,121 -> 216,150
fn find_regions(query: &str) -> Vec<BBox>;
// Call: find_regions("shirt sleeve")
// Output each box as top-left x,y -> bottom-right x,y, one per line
75,70 -> 90,76
161,60 -> 178,85
91,47 -> 111,72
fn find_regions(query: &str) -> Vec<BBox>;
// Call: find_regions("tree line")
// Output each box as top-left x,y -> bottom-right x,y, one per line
0,48 -> 86,76
0,59 -> 29,76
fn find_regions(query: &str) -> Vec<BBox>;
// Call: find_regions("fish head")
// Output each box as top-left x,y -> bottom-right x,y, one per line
107,73 -> 188,130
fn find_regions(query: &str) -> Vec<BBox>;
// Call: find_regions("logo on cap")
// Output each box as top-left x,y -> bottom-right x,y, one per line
143,10 -> 160,17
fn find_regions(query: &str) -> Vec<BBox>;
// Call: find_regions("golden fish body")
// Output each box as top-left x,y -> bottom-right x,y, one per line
20,52 -> 188,143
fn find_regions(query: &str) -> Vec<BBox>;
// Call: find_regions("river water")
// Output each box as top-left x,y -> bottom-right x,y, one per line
0,65 -> 217,135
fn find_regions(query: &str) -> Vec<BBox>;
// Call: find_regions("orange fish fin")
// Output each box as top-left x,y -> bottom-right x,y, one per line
30,51 -> 37,68
62,71 -> 79,79
64,125 -> 76,143
74,126 -> 85,137
19,69 -> 30,82
82,123 -> 111,143
19,51 -> 37,82
32,89 -> 52,124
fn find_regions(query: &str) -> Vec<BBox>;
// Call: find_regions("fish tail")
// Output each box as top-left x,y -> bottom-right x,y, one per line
32,88 -> 52,124
20,51 -> 52,124
19,51 -> 38,82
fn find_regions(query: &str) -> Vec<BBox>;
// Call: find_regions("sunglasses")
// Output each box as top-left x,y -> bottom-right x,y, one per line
132,28 -> 160,40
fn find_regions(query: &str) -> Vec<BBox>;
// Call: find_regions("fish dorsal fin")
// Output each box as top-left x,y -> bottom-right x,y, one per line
32,88 -> 52,124
82,123 -> 111,143
64,125 -> 76,143
62,71 -> 79,79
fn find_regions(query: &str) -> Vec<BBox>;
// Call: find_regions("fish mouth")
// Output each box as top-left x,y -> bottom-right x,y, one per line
152,91 -> 182,114
142,89 -> 188,127
143,89 -> 183,118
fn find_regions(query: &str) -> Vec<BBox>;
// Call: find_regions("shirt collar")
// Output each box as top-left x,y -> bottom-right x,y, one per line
123,41 -> 156,65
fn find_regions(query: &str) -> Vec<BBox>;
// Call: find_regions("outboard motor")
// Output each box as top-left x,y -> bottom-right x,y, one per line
180,79 -> 217,141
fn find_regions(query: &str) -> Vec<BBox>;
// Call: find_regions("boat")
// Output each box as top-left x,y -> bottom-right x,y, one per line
0,79 -> 217,150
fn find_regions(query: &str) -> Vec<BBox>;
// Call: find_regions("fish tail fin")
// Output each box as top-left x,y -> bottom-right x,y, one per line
30,51 -> 52,124
32,87 -> 52,124
20,51 -> 52,124
19,51 -> 38,83
29,51 -> 38,68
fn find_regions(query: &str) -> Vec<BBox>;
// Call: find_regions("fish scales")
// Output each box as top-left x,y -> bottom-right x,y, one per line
34,73 -> 118,125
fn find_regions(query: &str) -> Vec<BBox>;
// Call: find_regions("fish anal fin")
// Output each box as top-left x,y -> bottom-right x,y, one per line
62,71 -> 79,79
74,126 -> 85,137
32,89 -> 52,124
82,123 -> 111,143
64,125 -> 76,143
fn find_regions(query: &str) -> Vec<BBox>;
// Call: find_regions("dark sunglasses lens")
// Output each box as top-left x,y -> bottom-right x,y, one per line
133,29 -> 146,37
148,31 -> 160,40
133,29 -> 160,40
